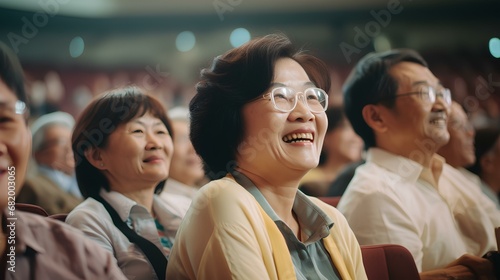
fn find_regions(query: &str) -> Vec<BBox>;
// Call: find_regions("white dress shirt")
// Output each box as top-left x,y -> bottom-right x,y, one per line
338,148 -> 498,272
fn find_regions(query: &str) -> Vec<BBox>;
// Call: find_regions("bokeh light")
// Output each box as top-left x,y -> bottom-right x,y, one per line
230,28 -> 251,48
69,36 -> 85,58
176,31 -> 196,52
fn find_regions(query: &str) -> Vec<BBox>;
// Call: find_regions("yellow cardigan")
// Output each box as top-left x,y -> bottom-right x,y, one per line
167,176 -> 367,280
263,206 -> 355,280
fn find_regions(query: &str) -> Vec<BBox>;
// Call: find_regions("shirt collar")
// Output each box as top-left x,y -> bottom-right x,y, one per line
231,172 -> 333,244
99,189 -> 138,222
99,189 -> 183,233
367,147 -> 445,188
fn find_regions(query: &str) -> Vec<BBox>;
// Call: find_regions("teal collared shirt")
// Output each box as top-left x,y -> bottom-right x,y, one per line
233,172 -> 341,280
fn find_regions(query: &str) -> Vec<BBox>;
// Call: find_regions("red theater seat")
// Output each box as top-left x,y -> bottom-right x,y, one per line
361,244 -> 420,280
318,196 -> 342,207
15,203 -> 49,217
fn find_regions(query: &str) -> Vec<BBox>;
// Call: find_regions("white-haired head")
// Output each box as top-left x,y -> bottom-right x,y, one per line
31,111 -> 75,153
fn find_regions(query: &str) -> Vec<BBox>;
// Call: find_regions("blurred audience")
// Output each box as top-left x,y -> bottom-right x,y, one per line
66,87 -> 183,280
0,42 -> 126,280
337,49 -> 499,279
468,127 -> 500,209
159,106 -> 205,214
167,34 -> 367,279
17,111 -> 82,215
299,106 -> 364,197
326,159 -> 365,197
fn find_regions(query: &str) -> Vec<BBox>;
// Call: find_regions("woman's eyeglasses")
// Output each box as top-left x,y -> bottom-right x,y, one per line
260,87 -> 328,113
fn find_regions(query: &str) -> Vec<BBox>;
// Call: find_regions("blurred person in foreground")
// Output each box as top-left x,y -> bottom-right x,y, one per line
337,49 -> 500,279
468,127 -> 500,209
17,111 -> 82,214
300,106 -> 364,197
66,86 -> 183,280
159,106 -> 205,214
0,42 -> 126,279
167,34 -> 367,280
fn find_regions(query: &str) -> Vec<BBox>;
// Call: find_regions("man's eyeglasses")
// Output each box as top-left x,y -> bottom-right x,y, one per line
377,86 -> 452,106
260,87 -> 328,113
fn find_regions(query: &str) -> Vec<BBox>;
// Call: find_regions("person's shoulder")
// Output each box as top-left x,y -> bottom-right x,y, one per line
346,162 -> 390,191
15,212 -> 127,279
197,176 -> 253,202
17,211 -> 88,243
187,176 -> 261,222
66,197 -> 109,224
20,173 -> 53,193
16,211 -> 63,229
25,172 -> 57,187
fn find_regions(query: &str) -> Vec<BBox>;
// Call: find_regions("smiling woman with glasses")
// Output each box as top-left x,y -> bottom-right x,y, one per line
167,34 -> 367,280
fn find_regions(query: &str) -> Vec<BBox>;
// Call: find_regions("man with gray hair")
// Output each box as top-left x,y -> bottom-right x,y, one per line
17,111 -> 82,214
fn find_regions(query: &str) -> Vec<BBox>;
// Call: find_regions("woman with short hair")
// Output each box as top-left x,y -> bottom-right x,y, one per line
167,34 -> 367,280
67,86 -> 181,280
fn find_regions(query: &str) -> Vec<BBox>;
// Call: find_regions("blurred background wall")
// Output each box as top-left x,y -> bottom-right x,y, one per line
0,0 -> 499,127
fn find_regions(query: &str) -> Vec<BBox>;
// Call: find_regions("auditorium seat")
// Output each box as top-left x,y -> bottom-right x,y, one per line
361,244 -> 420,280
15,203 -> 49,217
318,196 -> 342,207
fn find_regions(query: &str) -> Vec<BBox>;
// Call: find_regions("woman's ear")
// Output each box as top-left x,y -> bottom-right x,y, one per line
362,104 -> 388,133
84,147 -> 106,170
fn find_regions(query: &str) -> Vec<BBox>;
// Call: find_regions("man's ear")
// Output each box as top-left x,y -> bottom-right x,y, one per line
84,147 -> 106,170
362,104 -> 389,133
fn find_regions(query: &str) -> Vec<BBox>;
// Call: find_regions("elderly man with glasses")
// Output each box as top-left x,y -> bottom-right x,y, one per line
337,49 -> 500,279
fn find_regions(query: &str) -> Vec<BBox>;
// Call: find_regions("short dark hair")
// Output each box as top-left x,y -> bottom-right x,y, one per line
343,49 -> 427,149
72,86 -> 173,198
190,34 -> 331,180
467,127 -> 500,176
0,42 -> 29,108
